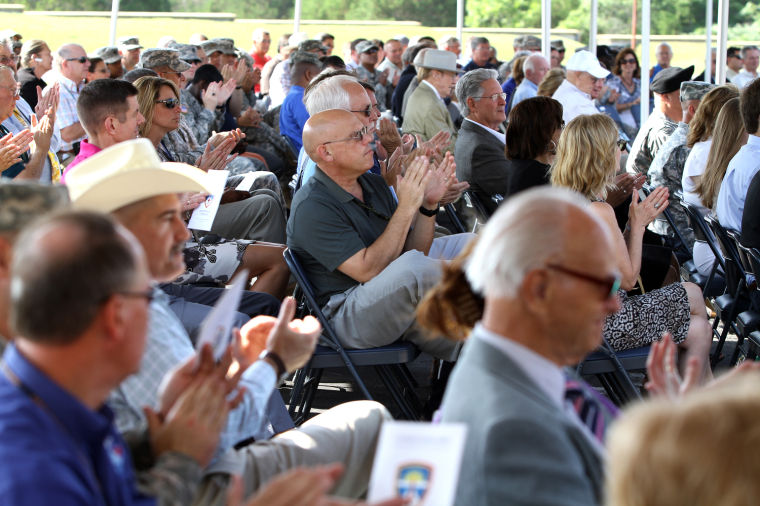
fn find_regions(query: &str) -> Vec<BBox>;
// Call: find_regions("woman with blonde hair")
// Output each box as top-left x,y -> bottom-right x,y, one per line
537,67 -> 565,97
551,114 -> 712,381
684,96 -> 745,276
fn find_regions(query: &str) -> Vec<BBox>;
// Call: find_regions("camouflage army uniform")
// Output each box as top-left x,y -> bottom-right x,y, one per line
625,109 -> 677,177
649,142 -> 695,248
355,64 -> 388,112
180,88 -> 224,145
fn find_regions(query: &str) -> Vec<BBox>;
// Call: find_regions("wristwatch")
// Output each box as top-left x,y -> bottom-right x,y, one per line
419,205 -> 438,217
259,350 -> 289,383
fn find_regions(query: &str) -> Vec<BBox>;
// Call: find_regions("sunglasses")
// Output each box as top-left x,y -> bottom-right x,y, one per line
156,97 -> 180,109
546,264 -> 621,300
617,138 -> 628,152
66,56 -> 88,64
323,125 -> 372,145
101,287 -> 155,305
621,58 -> 637,64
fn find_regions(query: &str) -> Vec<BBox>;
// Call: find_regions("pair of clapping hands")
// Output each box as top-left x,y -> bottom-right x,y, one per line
147,297 -> 320,468
376,120 -> 468,206
0,84 -> 58,172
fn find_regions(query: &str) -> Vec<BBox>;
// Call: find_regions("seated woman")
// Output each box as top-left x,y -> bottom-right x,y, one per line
685,97 -> 746,276
551,114 -> 712,380
606,48 -> 641,139
133,76 -> 289,298
503,96 -> 563,200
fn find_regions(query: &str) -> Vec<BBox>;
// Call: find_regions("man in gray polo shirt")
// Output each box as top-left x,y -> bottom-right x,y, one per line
287,109 -> 472,361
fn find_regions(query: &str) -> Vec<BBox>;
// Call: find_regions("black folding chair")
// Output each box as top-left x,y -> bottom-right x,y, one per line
443,203 -> 467,234
705,216 -> 751,366
731,240 -> 760,364
641,185 -> 692,261
576,339 -> 648,406
283,248 -> 424,423
680,199 -> 726,297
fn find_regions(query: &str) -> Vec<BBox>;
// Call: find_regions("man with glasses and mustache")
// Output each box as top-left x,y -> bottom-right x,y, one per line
51,43 -> 89,163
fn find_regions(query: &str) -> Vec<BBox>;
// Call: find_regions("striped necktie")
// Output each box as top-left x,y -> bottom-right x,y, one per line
564,376 -> 619,444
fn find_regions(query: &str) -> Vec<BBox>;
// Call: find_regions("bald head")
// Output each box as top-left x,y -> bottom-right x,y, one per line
303,108 -> 362,161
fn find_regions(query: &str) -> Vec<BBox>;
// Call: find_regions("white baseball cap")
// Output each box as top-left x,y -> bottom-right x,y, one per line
566,50 -> 610,79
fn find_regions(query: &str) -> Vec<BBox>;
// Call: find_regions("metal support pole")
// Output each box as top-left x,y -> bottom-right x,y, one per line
705,0 -> 713,82
640,0 -> 650,126
542,0 -> 551,61
589,0 -> 598,54
457,0 -> 464,46
293,0 -> 302,34
716,0 -> 729,84
109,0 -> 120,46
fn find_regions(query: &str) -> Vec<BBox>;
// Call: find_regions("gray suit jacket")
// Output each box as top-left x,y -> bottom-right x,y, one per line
441,332 -> 604,506
454,120 -> 508,214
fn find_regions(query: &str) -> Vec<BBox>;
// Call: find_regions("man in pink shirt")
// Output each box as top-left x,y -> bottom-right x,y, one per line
63,79 -> 144,178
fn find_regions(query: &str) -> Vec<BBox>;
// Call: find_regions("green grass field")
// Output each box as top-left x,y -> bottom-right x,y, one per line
2,11 -> 751,77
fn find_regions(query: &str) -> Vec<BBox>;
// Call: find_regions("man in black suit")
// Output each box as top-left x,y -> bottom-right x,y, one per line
454,68 -> 507,213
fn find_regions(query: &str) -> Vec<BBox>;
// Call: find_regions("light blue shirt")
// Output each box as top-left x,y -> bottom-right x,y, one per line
109,288 -> 276,473
716,135 -> 760,232
510,78 -> 538,108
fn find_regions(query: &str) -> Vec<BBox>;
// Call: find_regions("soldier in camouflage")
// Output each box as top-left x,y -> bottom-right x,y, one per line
649,80 -> 715,244
626,65 -> 694,177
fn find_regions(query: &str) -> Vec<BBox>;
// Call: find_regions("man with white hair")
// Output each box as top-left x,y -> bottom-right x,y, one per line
510,53 -> 550,108
454,68 -> 508,211
732,45 -> 760,88
440,187 -> 621,505
552,50 -> 609,123
52,43 -> 89,161
650,42 -> 673,81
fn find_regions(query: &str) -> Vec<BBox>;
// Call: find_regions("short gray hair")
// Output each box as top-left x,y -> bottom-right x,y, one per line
465,187 -> 592,298
470,36 -> 489,52
523,53 -> 547,73
304,73 -> 358,115
742,45 -> 759,58
455,68 -> 498,117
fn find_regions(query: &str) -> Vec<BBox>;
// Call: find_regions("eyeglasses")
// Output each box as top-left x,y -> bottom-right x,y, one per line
617,138 -> 628,152
156,97 -> 180,109
0,84 -> 19,97
0,55 -> 17,66
546,264 -> 621,300
66,56 -> 88,64
473,92 -> 507,102
323,125 -> 372,145
350,105 -> 372,118
621,58 -> 637,64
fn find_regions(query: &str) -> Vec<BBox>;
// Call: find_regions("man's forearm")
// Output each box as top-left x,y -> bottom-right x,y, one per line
13,148 -> 46,180
404,207 -> 436,254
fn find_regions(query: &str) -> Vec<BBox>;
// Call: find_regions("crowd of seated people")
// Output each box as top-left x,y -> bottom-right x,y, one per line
1,24 -> 760,506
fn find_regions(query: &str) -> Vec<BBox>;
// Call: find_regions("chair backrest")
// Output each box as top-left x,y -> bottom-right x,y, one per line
463,190 -> 491,222
283,248 -> 343,351
680,200 -> 726,272
705,215 -> 747,295
444,203 -> 467,234
727,229 -> 754,275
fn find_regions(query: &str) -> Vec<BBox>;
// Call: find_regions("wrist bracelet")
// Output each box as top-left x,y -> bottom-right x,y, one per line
418,205 -> 438,217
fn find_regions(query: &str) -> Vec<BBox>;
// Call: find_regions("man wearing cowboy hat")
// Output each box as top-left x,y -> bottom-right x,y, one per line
402,48 -> 460,152
66,138 -> 391,500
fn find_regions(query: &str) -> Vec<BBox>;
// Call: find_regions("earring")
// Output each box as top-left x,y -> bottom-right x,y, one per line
547,139 -> 557,155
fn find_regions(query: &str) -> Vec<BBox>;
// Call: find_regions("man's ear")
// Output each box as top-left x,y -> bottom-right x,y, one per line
520,268 -> 550,315
317,144 -> 334,163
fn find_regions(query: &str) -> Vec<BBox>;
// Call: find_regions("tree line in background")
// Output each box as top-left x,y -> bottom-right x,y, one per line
20,0 -> 760,39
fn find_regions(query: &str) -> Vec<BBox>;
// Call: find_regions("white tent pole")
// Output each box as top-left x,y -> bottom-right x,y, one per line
293,0 -> 302,34
640,0 -> 650,126
456,0 -> 464,46
705,0 -> 713,82
542,0 -> 551,61
589,0 -> 598,54
716,0 -> 728,84
109,0 -> 120,46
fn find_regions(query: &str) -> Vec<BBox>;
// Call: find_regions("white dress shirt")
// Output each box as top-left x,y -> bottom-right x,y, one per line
552,79 -> 599,124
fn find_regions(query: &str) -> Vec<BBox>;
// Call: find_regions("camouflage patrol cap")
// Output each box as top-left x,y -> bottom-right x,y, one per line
199,40 -> 223,55
680,80 -> 715,102
91,46 -> 121,65
210,38 -> 236,55
117,36 -> 143,50
139,48 -> 190,72
299,39 -> 328,54
170,43 -> 202,64
290,50 -> 322,67
0,181 -> 69,233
